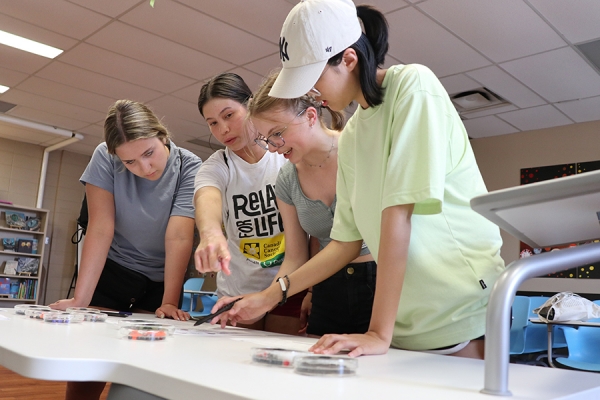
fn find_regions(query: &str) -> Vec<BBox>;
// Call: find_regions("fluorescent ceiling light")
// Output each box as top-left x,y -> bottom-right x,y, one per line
0,30 -> 63,58
0,85 -> 8,93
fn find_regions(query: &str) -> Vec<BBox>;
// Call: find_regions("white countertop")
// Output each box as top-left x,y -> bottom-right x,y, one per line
1,308 -> 599,400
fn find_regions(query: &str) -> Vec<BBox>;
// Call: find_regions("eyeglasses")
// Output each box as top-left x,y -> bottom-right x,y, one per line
254,109 -> 307,150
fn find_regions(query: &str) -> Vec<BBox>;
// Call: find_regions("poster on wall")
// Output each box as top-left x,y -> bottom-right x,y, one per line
519,161 -> 600,279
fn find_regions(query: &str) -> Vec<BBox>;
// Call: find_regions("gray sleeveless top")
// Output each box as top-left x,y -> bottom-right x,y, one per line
275,162 -> 370,255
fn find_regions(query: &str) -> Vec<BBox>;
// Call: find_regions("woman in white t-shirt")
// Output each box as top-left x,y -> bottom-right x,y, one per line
194,73 -> 305,335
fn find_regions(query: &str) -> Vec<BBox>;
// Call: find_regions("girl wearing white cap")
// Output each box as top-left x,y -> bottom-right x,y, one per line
216,0 -> 504,359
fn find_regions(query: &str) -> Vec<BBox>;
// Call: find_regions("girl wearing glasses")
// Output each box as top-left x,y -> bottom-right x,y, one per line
216,0 -> 504,359
245,72 -> 377,336
194,73 -> 305,334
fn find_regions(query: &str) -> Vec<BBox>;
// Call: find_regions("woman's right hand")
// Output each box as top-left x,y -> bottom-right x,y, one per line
212,288 -> 279,328
49,298 -> 87,311
194,232 -> 231,275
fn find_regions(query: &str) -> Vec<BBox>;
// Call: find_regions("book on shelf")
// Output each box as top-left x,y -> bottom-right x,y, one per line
4,211 -> 27,230
0,277 -> 36,299
17,239 -> 34,254
16,257 -> 39,275
3,260 -> 17,275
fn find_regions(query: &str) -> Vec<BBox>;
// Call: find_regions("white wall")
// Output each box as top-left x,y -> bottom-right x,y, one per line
471,120 -> 600,294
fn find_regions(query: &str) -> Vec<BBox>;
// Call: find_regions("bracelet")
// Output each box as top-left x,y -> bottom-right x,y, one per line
276,275 -> 289,306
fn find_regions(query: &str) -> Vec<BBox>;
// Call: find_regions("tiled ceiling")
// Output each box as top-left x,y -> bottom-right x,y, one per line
1,0 -> 600,159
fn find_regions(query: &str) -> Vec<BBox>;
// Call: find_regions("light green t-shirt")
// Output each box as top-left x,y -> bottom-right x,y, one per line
330,64 -> 505,350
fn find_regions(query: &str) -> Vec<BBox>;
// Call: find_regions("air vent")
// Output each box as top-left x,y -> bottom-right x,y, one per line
0,100 -> 17,113
576,38 -> 600,73
187,138 -> 225,151
450,87 -> 508,114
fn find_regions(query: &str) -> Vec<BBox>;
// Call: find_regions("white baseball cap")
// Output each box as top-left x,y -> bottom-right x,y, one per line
269,0 -> 362,99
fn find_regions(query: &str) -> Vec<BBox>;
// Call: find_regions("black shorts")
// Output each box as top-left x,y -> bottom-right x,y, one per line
90,258 -> 178,312
307,261 -> 376,336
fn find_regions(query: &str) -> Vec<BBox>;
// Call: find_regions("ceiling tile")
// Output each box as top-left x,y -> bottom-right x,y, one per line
7,106 -> 91,131
1,90 -> 106,124
0,46 -> 53,75
0,122 -> 65,146
178,0 -> 292,42
62,141 -> 99,155
385,7 -> 491,77
241,53 -> 281,77
364,0 -> 409,13
78,124 -> 105,138
0,66 -> 29,87
0,0 -> 111,39
555,96 -> 600,123
439,74 -> 481,96
120,1 -> 277,65
0,12 -> 79,50
419,0 -> 566,62
67,0 -> 142,18
466,66 -> 546,108
86,22 -> 235,80
462,104 -> 518,119
528,0 -> 600,44
496,104 -> 573,131
17,77 -> 115,113
227,68 -> 267,93
501,47 -> 600,102
146,95 -> 201,125
37,62 -> 162,102
463,115 -> 519,139
171,83 -> 204,107
162,118 -> 206,141
59,43 -> 195,93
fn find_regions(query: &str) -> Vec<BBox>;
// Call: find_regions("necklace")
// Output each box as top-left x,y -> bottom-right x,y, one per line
304,134 -> 336,168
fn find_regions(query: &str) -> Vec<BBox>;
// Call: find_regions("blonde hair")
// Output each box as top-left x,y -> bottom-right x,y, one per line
247,71 -> 344,131
104,100 -> 170,154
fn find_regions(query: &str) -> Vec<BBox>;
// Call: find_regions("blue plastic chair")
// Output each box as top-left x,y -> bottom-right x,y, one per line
556,326 -> 600,372
182,278 -> 204,312
182,277 -> 218,317
510,296 -> 567,357
510,296 -> 531,354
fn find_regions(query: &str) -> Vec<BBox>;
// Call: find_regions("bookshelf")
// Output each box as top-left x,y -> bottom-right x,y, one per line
0,203 -> 49,307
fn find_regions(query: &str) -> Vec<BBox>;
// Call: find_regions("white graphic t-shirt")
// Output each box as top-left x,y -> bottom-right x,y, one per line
194,148 -> 287,297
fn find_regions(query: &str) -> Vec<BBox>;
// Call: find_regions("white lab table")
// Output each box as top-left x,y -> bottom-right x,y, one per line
1,309 -> 600,400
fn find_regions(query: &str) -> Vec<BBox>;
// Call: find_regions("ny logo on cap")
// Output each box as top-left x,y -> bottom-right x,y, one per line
279,37 -> 290,62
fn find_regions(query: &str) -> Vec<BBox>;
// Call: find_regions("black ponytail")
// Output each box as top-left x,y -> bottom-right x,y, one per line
327,5 -> 389,107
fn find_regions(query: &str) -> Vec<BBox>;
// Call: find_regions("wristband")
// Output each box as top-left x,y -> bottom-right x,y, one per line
276,276 -> 288,306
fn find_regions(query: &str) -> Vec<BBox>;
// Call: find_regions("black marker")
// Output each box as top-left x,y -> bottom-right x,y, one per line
102,311 -> 132,318
193,298 -> 242,326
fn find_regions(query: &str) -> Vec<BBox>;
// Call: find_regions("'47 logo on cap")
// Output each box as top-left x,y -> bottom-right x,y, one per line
279,37 -> 289,62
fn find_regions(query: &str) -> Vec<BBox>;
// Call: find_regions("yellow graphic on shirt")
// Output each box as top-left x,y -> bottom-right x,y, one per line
240,233 -> 285,268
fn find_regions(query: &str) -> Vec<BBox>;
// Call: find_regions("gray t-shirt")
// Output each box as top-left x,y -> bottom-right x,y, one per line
275,162 -> 370,256
80,141 -> 202,281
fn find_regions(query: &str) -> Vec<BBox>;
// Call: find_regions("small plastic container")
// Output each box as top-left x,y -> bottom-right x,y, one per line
14,304 -> 50,315
24,308 -> 51,320
293,355 -> 358,377
43,311 -> 84,324
66,307 -> 100,313
251,348 -> 310,368
117,323 -> 175,341
117,319 -> 158,327
79,312 -> 108,322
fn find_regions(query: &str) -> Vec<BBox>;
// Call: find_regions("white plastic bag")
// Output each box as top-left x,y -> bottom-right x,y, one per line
534,292 -> 600,322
